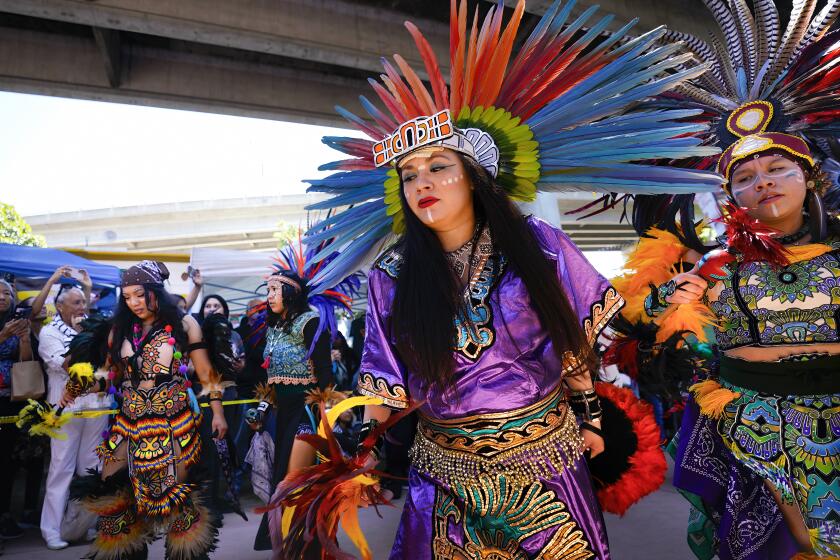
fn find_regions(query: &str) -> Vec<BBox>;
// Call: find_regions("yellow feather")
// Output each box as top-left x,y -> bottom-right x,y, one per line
68,362 -> 94,384
281,505 -> 295,537
29,408 -> 71,439
689,380 -> 740,419
655,301 -> 717,344
612,228 -> 692,320
319,396 -> 383,438
339,498 -> 372,560
787,243 -> 833,264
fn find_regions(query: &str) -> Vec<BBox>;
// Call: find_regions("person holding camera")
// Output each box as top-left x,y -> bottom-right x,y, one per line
0,278 -> 33,542
36,266 -> 110,550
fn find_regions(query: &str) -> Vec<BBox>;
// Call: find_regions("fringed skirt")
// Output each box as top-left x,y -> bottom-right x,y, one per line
392,386 -> 610,559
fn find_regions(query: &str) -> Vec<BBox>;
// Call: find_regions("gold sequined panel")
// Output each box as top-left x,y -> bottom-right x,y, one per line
357,372 -> 408,408
410,384 -> 584,488
432,474 -> 595,560
584,287 -> 624,346
418,384 -> 566,458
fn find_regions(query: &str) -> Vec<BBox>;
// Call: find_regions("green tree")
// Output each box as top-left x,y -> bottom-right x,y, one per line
0,202 -> 46,247
273,221 -> 300,248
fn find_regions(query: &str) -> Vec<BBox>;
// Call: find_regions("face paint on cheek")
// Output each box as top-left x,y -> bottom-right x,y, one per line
441,174 -> 465,187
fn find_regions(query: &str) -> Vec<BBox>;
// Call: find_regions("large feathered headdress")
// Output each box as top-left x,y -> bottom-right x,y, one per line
626,0 -> 840,239
302,0 -> 724,287
661,0 -> 840,149
270,231 -> 361,354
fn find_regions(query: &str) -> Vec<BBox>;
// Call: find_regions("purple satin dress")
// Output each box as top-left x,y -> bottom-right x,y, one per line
358,217 -> 624,560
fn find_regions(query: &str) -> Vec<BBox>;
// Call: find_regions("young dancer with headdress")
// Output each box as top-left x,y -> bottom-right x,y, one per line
609,1 -> 840,556
250,238 -> 358,550
262,1 -> 730,557
53,260 -> 234,560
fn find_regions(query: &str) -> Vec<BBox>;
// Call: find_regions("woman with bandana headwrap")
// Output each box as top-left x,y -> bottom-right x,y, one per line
62,260 -> 231,560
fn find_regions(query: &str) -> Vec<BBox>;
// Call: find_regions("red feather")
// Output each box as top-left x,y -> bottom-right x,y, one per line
258,400 -> 423,559
476,0 -> 525,108
449,0 -> 467,113
380,62 -> 423,119
593,382 -> 667,516
602,335 -> 641,379
717,203 -> 790,267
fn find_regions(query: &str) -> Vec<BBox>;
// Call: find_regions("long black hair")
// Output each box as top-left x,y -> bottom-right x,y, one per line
392,153 -> 597,390
110,283 -> 187,379
266,272 -> 310,332
199,294 -> 230,321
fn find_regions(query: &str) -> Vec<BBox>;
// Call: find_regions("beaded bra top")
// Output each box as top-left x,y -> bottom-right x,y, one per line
706,238 -> 840,350
120,327 -> 184,382
264,311 -> 318,387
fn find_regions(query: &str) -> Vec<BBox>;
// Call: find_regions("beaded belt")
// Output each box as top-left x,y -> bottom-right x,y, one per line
409,384 -> 584,488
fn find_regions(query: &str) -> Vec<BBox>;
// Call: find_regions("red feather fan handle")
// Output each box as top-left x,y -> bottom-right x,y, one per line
587,382 -> 667,516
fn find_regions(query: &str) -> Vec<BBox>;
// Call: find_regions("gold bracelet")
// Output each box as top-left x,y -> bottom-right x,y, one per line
208,390 -> 223,401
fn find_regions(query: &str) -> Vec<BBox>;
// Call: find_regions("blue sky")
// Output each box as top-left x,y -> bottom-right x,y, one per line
0,92 -> 360,216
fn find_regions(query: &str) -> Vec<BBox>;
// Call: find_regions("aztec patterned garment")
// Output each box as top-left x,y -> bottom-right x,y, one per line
101,327 -> 201,515
706,238 -> 840,350
359,217 -> 624,560
674,239 -> 840,558
264,311 -> 320,390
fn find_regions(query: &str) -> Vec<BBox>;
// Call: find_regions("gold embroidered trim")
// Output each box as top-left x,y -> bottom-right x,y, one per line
357,372 -> 408,408
584,287 -> 624,346
410,387 -> 583,488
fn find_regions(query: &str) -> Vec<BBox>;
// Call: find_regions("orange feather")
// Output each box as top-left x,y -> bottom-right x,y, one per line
393,54 -> 435,115
462,8 -> 480,112
449,0 -> 467,113
477,0 -> 526,107
404,22 -> 448,109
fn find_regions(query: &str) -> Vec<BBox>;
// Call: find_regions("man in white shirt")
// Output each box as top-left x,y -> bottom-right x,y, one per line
38,285 -> 111,551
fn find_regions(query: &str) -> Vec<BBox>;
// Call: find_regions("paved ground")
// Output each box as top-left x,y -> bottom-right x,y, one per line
3,461 -> 694,559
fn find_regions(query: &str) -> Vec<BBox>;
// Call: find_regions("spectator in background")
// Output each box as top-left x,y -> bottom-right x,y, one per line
330,332 -> 357,392
195,293 -> 242,515
17,296 -> 47,340
29,266 -> 91,320
348,314 -> 366,390
172,268 -> 203,314
184,268 -> 203,311
197,294 -> 229,326
38,278 -> 110,551
12,297 -> 49,531
0,279 -> 34,542
174,294 -> 189,312
233,298 -> 268,491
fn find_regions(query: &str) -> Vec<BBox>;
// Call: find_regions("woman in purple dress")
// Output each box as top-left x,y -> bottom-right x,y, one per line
355,143 -> 624,559
289,1 -> 724,556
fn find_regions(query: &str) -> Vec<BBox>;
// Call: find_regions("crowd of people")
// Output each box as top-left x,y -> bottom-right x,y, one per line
0,263 -> 369,557
4,0 -> 840,558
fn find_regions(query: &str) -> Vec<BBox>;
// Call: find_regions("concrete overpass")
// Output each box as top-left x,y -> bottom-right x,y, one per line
23,192 -> 639,254
0,0 -> 717,128
2,0 -> 714,253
